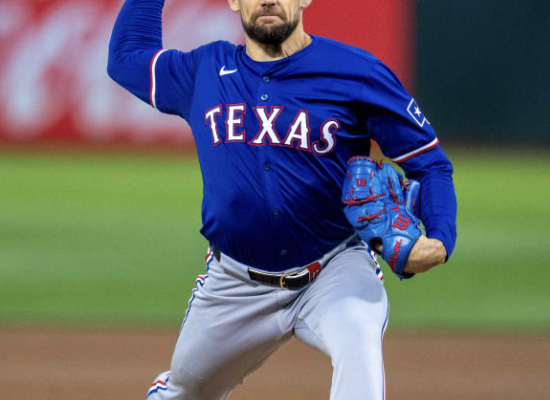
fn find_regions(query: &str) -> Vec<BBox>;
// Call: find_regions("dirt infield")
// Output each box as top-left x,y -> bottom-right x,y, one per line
1,326 -> 549,400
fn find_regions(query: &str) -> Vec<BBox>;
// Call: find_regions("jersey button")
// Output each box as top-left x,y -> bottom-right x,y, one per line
263,76 -> 270,83
261,94 -> 268,101
280,249 -> 288,257
263,163 -> 271,171
272,208 -> 281,216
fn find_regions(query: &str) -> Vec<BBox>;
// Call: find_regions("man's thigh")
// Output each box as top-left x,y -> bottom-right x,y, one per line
293,245 -> 389,399
165,255 -> 294,400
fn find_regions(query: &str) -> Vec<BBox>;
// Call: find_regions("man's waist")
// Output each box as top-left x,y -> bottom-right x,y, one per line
203,228 -> 355,273
200,190 -> 353,271
210,235 -> 361,290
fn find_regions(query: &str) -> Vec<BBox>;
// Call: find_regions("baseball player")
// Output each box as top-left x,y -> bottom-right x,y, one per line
108,0 -> 457,399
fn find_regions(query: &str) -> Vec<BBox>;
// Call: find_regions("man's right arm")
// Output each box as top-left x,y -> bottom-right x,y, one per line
107,0 -> 165,105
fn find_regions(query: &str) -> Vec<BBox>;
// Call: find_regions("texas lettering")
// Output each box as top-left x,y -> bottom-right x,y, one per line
204,104 -> 340,155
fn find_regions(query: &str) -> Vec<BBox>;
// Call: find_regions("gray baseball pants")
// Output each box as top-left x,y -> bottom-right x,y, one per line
146,238 -> 389,400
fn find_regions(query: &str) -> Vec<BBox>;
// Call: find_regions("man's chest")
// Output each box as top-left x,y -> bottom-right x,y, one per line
189,73 -> 360,155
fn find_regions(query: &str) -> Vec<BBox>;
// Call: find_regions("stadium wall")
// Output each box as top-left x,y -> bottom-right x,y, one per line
415,0 -> 550,146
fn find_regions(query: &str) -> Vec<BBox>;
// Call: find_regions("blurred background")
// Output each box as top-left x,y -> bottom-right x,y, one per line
0,0 -> 549,398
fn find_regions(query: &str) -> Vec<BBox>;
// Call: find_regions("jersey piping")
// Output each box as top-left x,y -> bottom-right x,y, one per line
392,138 -> 440,164
149,49 -> 168,108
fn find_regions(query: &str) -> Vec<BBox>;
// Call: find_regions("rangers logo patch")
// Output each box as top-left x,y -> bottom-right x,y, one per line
407,98 -> 429,127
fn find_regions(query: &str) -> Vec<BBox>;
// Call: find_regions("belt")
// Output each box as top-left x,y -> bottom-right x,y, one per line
211,247 -> 322,290
211,236 -> 360,291
248,262 -> 322,290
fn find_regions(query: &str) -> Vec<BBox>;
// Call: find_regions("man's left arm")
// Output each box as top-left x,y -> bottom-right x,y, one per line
397,146 -> 457,273
363,61 -> 457,274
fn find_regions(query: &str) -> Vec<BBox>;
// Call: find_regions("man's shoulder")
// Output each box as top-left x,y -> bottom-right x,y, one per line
170,40 -> 240,70
193,40 -> 240,56
307,35 -> 388,79
312,35 -> 381,66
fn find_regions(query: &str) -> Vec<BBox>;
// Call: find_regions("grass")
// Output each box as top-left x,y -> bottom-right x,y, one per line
1,147 -> 549,330
384,147 -> 550,330
0,151 -> 207,325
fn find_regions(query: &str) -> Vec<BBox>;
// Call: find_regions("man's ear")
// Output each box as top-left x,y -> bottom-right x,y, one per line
228,0 -> 240,12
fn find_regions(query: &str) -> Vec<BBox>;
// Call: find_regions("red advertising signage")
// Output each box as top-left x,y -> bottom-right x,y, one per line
306,0 -> 415,89
0,0 -> 414,147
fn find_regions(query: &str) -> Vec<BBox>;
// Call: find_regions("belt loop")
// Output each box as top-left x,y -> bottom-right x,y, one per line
212,247 -> 221,262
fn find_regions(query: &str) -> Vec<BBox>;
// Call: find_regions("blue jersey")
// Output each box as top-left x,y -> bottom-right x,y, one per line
108,0 -> 457,272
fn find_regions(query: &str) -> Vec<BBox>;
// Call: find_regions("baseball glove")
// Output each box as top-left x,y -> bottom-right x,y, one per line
341,156 -> 422,279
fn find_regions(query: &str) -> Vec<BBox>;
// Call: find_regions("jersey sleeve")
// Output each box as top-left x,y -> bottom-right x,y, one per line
362,60 -> 439,162
360,60 -> 458,258
107,0 -> 198,119
149,49 -> 198,118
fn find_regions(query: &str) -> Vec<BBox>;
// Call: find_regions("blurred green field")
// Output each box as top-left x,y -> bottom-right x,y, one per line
1,148 -> 549,331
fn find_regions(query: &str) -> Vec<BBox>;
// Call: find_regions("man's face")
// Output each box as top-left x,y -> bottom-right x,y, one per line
230,0 -> 306,45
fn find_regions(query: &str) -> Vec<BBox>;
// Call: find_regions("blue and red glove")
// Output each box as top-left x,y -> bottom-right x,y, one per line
342,156 -> 422,279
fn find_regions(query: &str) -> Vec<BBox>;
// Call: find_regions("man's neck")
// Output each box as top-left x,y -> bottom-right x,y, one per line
245,24 -> 312,62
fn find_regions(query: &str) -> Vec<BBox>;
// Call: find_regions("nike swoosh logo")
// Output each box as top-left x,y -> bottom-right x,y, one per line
219,65 -> 238,76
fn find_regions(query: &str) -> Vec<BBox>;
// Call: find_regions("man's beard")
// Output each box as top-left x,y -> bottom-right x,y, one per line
242,10 -> 300,45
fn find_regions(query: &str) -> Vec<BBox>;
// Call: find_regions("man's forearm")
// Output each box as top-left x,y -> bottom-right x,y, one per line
109,0 -> 165,56
107,0 -> 166,104
400,147 -> 458,261
403,236 -> 447,273
418,169 -> 457,259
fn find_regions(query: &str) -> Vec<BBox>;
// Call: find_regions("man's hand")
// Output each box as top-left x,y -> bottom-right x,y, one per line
374,236 -> 447,274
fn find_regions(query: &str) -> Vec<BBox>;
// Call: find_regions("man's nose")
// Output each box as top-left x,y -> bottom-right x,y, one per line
259,0 -> 278,6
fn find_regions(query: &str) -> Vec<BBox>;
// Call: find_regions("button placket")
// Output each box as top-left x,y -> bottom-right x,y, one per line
260,74 -> 270,101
